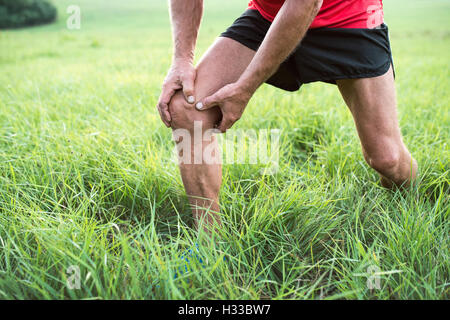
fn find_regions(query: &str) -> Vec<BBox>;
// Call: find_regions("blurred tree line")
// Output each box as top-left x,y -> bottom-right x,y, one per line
0,0 -> 57,29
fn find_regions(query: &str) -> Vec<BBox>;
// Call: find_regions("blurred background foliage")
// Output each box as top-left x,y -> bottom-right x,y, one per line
0,0 -> 57,29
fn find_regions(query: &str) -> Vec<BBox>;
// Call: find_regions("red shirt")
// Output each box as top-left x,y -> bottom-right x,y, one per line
248,0 -> 384,29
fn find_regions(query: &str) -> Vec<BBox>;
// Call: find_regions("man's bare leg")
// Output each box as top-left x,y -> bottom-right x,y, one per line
337,66 -> 418,188
168,37 -> 255,232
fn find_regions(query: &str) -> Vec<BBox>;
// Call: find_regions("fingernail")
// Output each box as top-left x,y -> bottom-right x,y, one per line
196,102 -> 203,110
188,96 -> 195,104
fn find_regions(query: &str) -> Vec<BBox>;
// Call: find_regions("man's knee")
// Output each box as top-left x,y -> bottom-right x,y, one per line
367,150 -> 402,175
169,91 -> 220,132
370,151 -> 401,173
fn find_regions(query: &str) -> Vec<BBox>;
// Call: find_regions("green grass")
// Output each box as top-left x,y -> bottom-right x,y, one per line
0,0 -> 448,299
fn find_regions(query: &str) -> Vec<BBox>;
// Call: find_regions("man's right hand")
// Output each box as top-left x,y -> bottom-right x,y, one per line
156,59 -> 196,127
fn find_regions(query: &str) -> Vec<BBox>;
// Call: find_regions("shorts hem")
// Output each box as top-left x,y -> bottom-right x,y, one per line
219,33 -> 259,52
300,60 -> 393,85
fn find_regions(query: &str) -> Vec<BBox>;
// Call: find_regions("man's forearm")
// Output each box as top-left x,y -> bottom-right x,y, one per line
169,0 -> 203,62
238,0 -> 322,93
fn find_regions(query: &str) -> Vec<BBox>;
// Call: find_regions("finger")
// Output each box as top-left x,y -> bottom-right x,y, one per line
195,92 -> 221,111
181,72 -> 196,104
158,83 -> 177,108
157,84 -> 178,125
217,116 -> 235,133
157,102 -> 171,127
156,104 -> 170,127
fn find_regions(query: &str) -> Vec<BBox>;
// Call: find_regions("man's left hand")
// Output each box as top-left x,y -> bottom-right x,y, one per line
195,82 -> 253,133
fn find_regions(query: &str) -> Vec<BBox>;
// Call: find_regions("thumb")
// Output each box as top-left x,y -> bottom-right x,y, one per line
181,74 -> 196,104
196,92 -> 221,111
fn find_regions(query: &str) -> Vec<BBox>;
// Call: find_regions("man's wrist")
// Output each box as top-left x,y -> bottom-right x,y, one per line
235,75 -> 260,96
173,54 -> 194,65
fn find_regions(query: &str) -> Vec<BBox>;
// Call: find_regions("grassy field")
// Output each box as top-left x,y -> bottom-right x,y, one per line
0,0 -> 448,299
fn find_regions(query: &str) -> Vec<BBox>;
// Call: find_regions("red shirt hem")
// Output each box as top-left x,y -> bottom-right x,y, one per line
248,0 -> 384,29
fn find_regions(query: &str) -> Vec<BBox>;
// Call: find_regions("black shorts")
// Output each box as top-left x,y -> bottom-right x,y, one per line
220,9 -> 394,91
